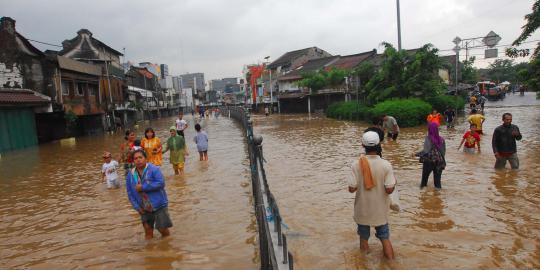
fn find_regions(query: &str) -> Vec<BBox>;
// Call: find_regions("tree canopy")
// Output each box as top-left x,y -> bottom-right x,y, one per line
506,0 -> 540,58
364,43 -> 446,103
296,68 -> 350,92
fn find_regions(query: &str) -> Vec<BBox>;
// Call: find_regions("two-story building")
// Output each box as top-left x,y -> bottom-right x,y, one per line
58,29 -> 128,129
0,17 -> 55,151
266,47 -> 332,112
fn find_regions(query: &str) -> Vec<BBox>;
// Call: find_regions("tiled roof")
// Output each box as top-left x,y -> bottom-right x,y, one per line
59,29 -> 123,57
326,50 -> 376,70
268,47 -> 331,69
278,56 -> 340,81
0,89 -> 51,105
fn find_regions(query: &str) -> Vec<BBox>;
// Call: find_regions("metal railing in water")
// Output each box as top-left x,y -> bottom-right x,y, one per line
222,106 -> 293,270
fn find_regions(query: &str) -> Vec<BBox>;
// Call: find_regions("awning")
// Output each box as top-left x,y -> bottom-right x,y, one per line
0,88 -> 51,106
57,56 -> 102,76
127,86 -> 153,97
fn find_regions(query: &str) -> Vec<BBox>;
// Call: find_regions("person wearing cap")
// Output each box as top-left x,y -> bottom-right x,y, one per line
101,151 -> 120,189
162,126 -> 188,175
348,131 -> 396,259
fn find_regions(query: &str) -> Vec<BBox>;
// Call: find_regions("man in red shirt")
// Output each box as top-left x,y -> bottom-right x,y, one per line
458,124 -> 481,154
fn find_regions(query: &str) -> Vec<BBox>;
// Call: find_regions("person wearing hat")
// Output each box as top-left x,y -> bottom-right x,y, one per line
101,151 -> 120,189
348,131 -> 396,259
162,126 -> 188,175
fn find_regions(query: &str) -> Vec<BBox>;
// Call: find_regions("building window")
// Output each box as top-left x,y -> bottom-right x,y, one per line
88,84 -> 97,96
76,82 -> 85,96
61,81 -> 70,95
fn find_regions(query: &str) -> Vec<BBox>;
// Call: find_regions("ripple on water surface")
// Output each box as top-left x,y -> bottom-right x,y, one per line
0,116 -> 257,269
254,93 -> 540,269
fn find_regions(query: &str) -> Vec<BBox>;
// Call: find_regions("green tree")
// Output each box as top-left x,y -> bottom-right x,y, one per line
364,43 -> 445,103
461,57 -> 479,84
351,62 -> 376,100
297,68 -> 350,92
506,0 -> 540,58
516,58 -> 540,92
297,71 -> 327,92
364,43 -> 408,102
487,59 -> 516,83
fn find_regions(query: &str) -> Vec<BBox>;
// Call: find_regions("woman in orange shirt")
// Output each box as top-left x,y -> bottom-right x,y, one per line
141,127 -> 163,166
427,109 -> 443,126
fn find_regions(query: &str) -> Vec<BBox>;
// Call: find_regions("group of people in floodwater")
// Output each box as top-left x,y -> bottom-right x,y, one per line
100,112 -> 209,239
349,105 -> 522,259
100,102 -> 523,259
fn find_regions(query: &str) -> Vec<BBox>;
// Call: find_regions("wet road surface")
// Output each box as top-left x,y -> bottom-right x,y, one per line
253,92 -> 540,269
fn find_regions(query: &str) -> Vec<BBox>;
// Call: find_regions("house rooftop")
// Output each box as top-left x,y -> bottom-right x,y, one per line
279,56 -> 340,81
59,29 -> 123,57
327,49 -> 377,70
268,46 -> 328,69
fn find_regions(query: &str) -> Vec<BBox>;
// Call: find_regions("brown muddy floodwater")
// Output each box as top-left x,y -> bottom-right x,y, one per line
253,92 -> 540,270
0,116 -> 257,269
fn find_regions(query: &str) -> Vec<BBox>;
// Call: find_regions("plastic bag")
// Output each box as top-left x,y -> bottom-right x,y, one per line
389,187 -> 401,212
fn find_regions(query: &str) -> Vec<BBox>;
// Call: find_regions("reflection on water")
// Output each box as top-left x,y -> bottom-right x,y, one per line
0,116 -> 257,269
254,92 -> 540,269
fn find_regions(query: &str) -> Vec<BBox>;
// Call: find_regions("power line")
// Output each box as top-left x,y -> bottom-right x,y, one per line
27,38 -> 63,48
438,40 -> 540,52
440,47 -> 536,57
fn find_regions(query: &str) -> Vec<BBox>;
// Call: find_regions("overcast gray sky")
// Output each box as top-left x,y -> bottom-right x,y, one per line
2,0 -> 539,81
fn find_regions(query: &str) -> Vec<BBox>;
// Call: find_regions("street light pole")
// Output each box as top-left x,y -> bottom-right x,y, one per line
396,0 -> 402,50
269,68 -> 273,113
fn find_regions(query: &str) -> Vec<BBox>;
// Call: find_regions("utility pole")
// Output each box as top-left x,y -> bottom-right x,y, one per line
396,0 -> 402,50
269,68 -> 273,113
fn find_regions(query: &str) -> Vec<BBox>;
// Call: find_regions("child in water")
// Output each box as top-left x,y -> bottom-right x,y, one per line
101,151 -> 120,188
458,124 -> 481,154
194,123 -> 209,161
133,139 -> 143,151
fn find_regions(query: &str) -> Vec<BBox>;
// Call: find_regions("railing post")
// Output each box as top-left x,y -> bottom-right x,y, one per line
229,106 -> 292,270
282,234 -> 288,264
288,252 -> 293,270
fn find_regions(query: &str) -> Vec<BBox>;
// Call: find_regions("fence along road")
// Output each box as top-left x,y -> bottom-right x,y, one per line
224,106 -> 293,270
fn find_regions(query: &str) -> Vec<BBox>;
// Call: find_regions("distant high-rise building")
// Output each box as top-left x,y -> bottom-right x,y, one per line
160,64 -> 169,79
179,73 -> 205,91
210,77 -> 238,93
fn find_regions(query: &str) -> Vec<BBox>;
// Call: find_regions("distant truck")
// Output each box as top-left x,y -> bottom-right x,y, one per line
476,81 -> 504,101
487,86 -> 505,100
476,81 -> 496,95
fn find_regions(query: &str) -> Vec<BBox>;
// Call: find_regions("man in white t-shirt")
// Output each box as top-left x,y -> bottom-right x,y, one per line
101,152 -> 120,189
348,131 -> 396,259
175,112 -> 188,137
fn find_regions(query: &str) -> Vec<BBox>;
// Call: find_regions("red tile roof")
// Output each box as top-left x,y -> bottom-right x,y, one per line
326,50 -> 376,70
0,89 -> 51,106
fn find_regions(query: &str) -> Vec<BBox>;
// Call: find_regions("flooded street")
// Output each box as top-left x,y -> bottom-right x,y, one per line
253,92 -> 540,270
0,93 -> 538,270
0,116 -> 257,269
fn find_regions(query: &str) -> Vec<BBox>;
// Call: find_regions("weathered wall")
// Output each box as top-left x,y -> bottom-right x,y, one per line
0,18 -> 55,100
0,62 -> 23,87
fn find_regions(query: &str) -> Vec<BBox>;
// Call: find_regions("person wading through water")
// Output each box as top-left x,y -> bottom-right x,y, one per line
126,150 -> 172,239
348,131 -> 396,259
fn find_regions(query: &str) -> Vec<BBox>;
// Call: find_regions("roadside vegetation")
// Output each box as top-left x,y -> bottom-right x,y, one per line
323,43 -> 464,127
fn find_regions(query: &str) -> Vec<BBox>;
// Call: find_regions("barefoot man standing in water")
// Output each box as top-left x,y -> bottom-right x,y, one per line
348,131 -> 396,259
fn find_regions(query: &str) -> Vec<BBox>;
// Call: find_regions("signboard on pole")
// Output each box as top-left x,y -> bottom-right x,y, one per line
485,48 -> 498,58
